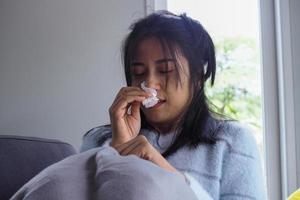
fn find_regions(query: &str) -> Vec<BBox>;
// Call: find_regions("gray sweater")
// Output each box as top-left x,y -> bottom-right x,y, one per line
80,119 -> 267,200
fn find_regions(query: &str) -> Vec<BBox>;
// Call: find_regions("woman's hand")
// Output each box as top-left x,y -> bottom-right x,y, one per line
114,135 -> 185,181
109,87 -> 149,147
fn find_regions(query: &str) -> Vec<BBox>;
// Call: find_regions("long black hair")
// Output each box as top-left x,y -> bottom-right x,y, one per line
122,10 -> 226,157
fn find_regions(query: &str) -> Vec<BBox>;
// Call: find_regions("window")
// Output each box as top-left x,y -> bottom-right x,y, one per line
167,0 -> 267,196
147,0 -> 300,199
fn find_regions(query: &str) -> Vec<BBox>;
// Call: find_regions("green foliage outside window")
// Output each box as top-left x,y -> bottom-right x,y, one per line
205,37 -> 262,140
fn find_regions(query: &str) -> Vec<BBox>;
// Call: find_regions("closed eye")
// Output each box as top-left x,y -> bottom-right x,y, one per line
133,73 -> 145,77
157,59 -> 175,74
130,64 -> 146,77
159,69 -> 174,74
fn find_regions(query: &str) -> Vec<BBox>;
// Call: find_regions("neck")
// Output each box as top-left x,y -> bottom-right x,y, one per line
148,119 -> 181,134
153,124 -> 174,134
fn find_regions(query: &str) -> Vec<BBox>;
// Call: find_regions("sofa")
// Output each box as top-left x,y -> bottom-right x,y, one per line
0,135 -> 76,200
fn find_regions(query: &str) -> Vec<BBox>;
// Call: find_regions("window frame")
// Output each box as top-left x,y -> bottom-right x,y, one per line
272,0 -> 298,197
259,0 -> 282,199
261,0 -> 298,198
144,0 -> 167,16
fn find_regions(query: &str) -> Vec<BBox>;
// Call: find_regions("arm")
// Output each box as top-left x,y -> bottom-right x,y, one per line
79,126 -> 112,152
220,123 -> 267,200
182,172 -> 213,200
113,135 -> 213,200
113,135 -> 185,179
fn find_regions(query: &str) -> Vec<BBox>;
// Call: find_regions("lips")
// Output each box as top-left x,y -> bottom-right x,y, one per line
158,99 -> 166,103
157,97 -> 166,103
148,99 -> 166,109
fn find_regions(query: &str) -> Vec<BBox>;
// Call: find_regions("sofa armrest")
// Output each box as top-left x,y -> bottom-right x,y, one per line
0,135 -> 76,200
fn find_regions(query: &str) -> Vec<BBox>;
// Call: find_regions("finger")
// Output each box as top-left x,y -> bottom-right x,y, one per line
110,95 -> 126,111
123,91 -> 150,98
128,143 -> 151,160
117,87 -> 149,98
117,135 -> 148,155
114,137 -> 139,152
114,96 -> 145,113
130,101 -> 141,119
111,87 -> 149,114
112,90 -> 148,109
116,93 -> 148,104
119,86 -> 142,92
110,95 -> 144,115
119,140 -> 141,156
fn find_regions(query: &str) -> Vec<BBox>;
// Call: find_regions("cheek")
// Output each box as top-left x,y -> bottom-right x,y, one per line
131,79 -> 142,87
173,83 -> 191,106
166,76 -> 190,95
166,86 -> 190,107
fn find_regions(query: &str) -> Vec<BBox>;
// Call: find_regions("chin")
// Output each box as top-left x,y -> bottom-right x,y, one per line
144,115 -> 173,125
145,115 -> 165,123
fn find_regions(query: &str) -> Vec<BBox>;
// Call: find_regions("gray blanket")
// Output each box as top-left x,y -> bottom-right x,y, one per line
11,146 -> 198,200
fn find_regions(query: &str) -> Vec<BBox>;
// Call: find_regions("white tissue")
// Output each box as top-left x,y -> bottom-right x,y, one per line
141,81 -> 159,108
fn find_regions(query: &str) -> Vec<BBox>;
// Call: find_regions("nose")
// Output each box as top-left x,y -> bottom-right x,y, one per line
144,73 -> 161,90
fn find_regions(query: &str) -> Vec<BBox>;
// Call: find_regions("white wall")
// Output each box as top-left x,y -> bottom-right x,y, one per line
0,0 -> 145,150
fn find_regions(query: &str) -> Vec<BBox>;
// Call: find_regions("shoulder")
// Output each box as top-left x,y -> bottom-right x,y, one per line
83,125 -> 112,138
216,120 -> 260,159
216,121 -> 267,198
80,125 -> 112,152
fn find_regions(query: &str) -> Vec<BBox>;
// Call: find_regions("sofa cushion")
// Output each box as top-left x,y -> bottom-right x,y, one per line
0,135 -> 76,200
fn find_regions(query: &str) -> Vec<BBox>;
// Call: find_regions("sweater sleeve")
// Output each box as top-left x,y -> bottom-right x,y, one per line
182,172 -> 213,200
79,125 -> 112,153
220,122 -> 267,200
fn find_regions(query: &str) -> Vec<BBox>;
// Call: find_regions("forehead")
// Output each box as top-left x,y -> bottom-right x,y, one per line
133,37 -> 171,60
131,37 -> 190,75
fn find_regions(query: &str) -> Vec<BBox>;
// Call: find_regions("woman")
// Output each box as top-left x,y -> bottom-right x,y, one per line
81,10 -> 267,199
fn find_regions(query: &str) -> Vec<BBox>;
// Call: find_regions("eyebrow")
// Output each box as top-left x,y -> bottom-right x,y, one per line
155,58 -> 176,64
131,62 -> 145,66
131,58 -> 175,66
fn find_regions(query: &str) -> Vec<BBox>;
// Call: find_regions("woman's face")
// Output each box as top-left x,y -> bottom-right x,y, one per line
130,37 -> 192,133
